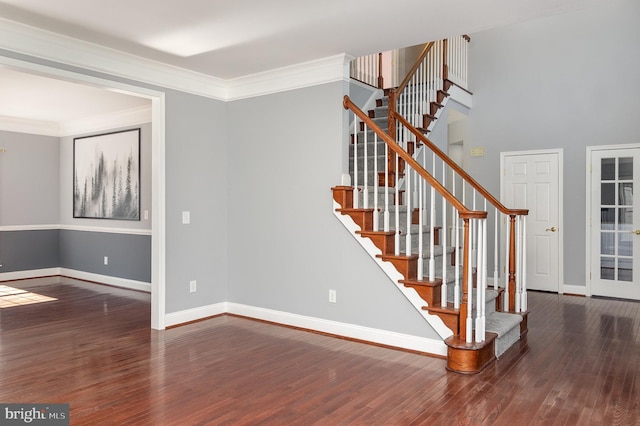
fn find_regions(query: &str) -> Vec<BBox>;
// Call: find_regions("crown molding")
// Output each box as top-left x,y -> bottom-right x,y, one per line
0,115 -> 60,136
59,105 -> 152,137
0,17 -> 353,104
0,17 -> 228,100
0,106 -> 151,137
226,53 -> 351,101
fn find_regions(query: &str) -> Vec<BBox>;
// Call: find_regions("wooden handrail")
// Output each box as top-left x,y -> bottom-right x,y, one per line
396,42 -> 435,95
394,112 -> 529,217
344,95 -> 486,220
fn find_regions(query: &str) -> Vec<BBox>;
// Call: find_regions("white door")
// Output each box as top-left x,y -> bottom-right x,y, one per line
501,150 -> 562,292
590,147 -> 640,300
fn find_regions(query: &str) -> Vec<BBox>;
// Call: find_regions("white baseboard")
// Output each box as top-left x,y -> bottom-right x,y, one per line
227,302 -> 448,357
0,267 -> 61,282
0,267 -> 151,293
164,303 -> 227,328
59,268 -> 151,293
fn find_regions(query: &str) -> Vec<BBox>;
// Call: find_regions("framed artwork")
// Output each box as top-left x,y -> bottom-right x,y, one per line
73,128 -> 141,220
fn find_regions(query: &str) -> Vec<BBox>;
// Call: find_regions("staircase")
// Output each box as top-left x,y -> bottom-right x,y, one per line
333,37 -> 529,373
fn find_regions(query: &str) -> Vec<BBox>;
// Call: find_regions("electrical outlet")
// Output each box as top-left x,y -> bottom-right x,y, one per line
190,280 -> 197,293
144,210 -> 149,220
329,289 -> 337,303
104,256 -> 109,265
182,211 -> 191,224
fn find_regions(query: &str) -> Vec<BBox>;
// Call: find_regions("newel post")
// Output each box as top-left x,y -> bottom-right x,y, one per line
384,89 -> 397,187
377,52 -> 384,89
442,38 -> 449,81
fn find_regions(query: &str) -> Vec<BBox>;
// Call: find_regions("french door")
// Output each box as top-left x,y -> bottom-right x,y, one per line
590,147 -> 640,300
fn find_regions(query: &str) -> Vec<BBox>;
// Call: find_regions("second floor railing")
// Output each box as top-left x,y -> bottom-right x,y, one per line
349,36 -> 469,91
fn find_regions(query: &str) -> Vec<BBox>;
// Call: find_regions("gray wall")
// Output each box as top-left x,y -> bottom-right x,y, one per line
163,90 -> 229,313
467,0 -> 640,287
227,82 -> 439,338
0,229 -> 59,271
0,131 -> 60,272
0,130 -> 59,225
59,230 -> 150,282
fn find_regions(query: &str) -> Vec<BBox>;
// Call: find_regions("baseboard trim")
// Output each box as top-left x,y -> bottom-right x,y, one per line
59,268 -> 151,293
0,267 -> 61,282
227,302 -> 448,357
164,303 -> 228,328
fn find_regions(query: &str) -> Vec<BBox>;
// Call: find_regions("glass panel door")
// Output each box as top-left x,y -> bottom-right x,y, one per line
592,149 -> 640,300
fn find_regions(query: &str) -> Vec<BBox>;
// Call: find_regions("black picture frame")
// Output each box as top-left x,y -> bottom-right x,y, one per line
73,128 -> 141,220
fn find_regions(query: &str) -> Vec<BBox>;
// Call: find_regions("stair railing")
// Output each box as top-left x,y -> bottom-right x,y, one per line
381,34 -> 527,314
394,114 -> 529,314
350,52 -> 384,89
345,95 -> 487,343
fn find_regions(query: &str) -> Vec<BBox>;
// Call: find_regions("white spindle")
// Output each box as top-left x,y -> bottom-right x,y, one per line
521,215 -> 528,311
441,163 -> 448,308
454,211 -> 460,310
515,216 -> 522,313
363,115 -> 369,209
466,220 -> 473,343
504,216 -> 510,312
494,208 -> 499,290
481,218 -> 488,338
353,117 -> 359,209
372,133 -> 378,232
417,175 -> 424,281
394,143 -> 400,256
429,153 -> 436,282
405,164 -> 412,256
383,143 -> 390,232
475,218 -> 484,342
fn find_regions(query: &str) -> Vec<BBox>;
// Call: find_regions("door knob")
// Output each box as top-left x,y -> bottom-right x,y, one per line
631,229 -> 640,235
545,227 -> 557,232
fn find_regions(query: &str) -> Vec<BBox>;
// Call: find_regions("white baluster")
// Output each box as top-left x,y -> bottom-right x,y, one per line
372,133 -> 378,232
515,216 -> 521,313
521,215 -> 527,312
353,116 -> 359,209
454,210 -> 460,310
405,166 -> 412,256
494,207 -> 499,290
441,162 -> 448,308
475,218 -> 484,342
504,216 -> 510,312
394,143 -> 400,256
466,222 -> 473,343
363,114 -> 369,210
383,142 -> 390,232
417,175 -> 424,281
429,152 -> 436,282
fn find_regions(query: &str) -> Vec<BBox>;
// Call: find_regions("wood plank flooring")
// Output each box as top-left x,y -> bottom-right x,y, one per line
0,277 -> 638,425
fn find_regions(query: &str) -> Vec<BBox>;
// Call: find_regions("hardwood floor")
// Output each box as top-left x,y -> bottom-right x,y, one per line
0,277 -> 638,425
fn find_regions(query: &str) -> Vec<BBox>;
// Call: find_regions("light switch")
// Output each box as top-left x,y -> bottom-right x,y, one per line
182,211 -> 190,224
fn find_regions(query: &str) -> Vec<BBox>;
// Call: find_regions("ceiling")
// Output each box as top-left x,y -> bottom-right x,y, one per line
0,0 -> 600,130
